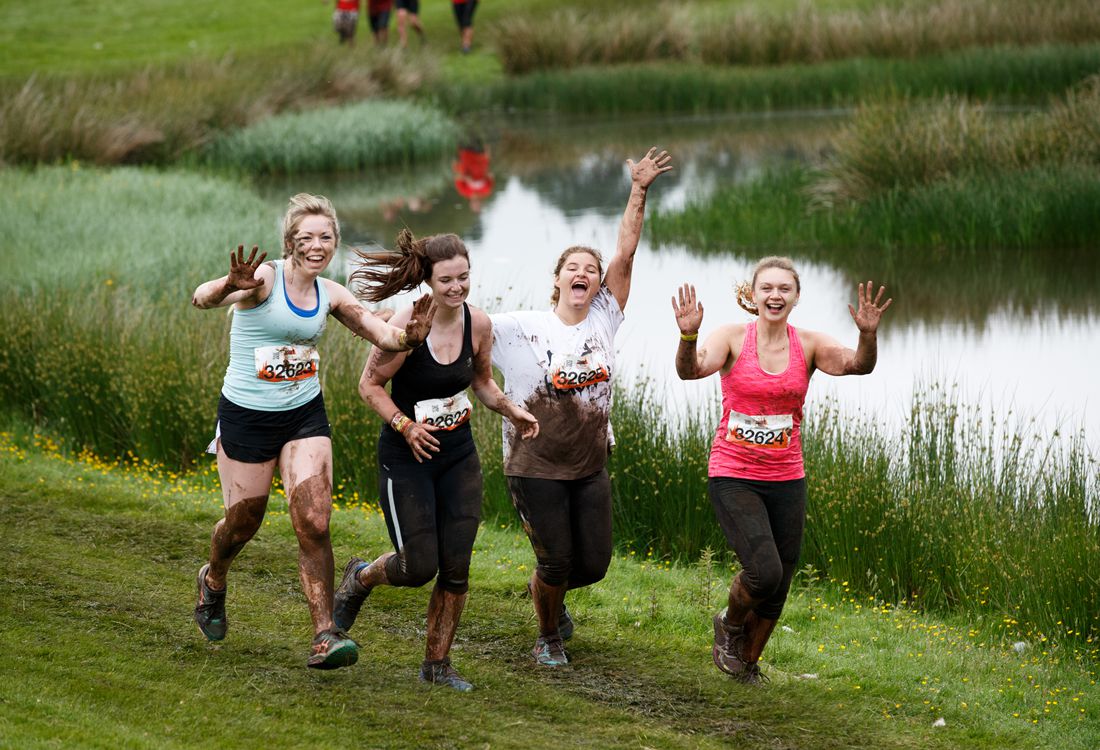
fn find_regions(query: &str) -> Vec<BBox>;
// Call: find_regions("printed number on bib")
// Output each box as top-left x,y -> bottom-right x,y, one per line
255,345 -> 319,382
414,391 -> 472,431
725,410 -> 793,450
549,352 -> 609,391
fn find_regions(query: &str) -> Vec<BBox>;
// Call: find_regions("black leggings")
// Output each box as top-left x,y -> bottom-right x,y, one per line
708,477 -> 806,620
378,437 -> 483,594
507,470 -> 612,589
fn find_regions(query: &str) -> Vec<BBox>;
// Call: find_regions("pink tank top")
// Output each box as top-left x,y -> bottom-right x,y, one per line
708,322 -> 810,480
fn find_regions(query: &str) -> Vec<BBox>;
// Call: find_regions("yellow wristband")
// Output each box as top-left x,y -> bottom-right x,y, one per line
397,330 -> 409,350
680,332 -> 699,342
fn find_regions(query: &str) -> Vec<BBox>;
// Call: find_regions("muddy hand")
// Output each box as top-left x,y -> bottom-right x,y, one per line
628,147 -> 673,189
671,282 -> 703,335
511,408 -> 540,440
404,421 -> 441,463
227,245 -> 267,291
848,280 -> 893,334
405,293 -> 436,347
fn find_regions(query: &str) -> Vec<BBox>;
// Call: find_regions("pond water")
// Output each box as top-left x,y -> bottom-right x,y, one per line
263,111 -> 1099,447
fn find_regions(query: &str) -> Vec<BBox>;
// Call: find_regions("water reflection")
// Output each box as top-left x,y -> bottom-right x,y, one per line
253,111 -> 1099,443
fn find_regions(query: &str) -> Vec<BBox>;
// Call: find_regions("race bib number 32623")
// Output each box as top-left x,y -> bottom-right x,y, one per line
254,345 -> 319,382
549,352 -> 609,391
725,410 -> 793,450
414,391 -> 472,431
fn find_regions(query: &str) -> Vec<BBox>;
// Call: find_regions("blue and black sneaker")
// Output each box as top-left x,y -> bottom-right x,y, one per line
193,564 -> 227,641
419,657 -> 474,692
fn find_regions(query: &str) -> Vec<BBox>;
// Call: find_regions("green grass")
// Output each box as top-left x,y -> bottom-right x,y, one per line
204,99 -> 459,174
435,44 -> 1100,116
1,434 -> 1097,748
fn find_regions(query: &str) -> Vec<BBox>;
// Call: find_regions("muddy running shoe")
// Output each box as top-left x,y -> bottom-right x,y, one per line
558,604 -> 575,641
193,564 -> 227,641
712,610 -> 748,676
735,661 -> 770,686
332,556 -> 371,631
419,657 -> 474,692
532,634 -> 569,667
307,628 -> 359,670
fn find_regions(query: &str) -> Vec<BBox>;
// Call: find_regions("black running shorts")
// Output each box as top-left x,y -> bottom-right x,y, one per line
216,393 -> 331,464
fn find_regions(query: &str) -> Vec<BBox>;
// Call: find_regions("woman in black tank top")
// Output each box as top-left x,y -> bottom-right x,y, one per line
333,230 -> 538,692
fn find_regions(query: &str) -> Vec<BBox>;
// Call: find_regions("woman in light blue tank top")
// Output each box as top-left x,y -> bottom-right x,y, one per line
189,193 -> 436,670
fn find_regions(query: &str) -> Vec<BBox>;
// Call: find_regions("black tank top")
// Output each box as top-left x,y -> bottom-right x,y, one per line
385,303 -> 475,452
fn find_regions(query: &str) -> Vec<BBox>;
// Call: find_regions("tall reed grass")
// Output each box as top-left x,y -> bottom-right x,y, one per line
204,100 -> 459,175
438,44 -> 1100,116
0,45 -> 438,166
493,0 -> 1100,74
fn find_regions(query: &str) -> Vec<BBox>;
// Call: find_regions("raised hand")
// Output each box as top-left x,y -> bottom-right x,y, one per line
848,280 -> 893,334
671,283 -> 704,335
404,293 -> 437,347
628,147 -> 673,189
227,245 -> 267,292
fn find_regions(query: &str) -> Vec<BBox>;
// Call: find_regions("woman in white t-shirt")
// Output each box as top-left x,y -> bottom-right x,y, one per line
491,148 -> 672,666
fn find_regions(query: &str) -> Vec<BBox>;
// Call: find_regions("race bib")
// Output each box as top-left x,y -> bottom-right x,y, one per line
414,391 -> 472,431
549,352 -> 610,391
725,410 -> 793,450
254,345 -> 319,382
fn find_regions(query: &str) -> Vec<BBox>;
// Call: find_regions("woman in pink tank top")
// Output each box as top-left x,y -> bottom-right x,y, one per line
671,256 -> 892,684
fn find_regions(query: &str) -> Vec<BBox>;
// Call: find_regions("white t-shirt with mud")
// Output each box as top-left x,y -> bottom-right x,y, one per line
491,286 -> 624,480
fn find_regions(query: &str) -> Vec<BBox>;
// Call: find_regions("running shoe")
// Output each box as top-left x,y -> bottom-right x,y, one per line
712,610 -> 748,676
532,634 -> 569,667
419,657 -> 474,692
558,603 -> 575,641
307,628 -> 359,670
332,556 -> 371,631
735,661 -> 770,686
193,563 -> 228,641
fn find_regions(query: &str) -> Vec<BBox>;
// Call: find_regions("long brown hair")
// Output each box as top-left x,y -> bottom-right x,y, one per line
735,256 -> 801,315
550,246 -> 604,306
352,229 -> 469,302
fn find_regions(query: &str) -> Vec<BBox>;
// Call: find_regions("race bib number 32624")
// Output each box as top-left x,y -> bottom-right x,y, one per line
254,345 -> 319,382
549,352 -> 609,391
414,391 -> 472,431
725,410 -> 793,450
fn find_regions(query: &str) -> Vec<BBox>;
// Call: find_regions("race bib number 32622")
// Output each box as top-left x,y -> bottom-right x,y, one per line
549,352 -> 609,391
254,345 -> 319,382
414,391 -> 472,431
725,410 -> 793,450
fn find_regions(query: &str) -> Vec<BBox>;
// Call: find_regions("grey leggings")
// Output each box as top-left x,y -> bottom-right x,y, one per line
708,476 -> 807,620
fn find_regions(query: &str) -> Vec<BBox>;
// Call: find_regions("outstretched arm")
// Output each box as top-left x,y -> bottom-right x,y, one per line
191,245 -> 270,309
328,283 -> 436,352
470,311 -> 539,439
604,147 -> 673,311
810,281 -> 893,376
671,283 -> 732,380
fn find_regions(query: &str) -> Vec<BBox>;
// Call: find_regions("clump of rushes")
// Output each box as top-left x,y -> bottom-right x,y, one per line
492,0 -> 1100,74
0,45 -> 438,166
204,99 -> 459,175
811,76 -> 1100,205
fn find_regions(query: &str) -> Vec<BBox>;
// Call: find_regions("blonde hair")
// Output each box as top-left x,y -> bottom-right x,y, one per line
351,229 -> 469,302
282,193 -> 340,258
550,246 -> 604,306
735,256 -> 801,315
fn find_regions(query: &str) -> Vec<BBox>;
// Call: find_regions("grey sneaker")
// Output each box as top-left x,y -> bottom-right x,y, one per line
333,556 -> 371,631
307,628 -> 359,670
734,661 -> 770,686
419,657 -> 474,692
193,564 -> 227,641
712,610 -> 748,676
532,634 -> 568,666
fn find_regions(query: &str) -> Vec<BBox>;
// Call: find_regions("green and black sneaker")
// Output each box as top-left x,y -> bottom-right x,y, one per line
307,628 -> 359,670
193,563 -> 227,641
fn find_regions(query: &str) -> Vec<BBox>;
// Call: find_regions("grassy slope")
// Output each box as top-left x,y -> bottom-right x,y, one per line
0,438 -> 1095,749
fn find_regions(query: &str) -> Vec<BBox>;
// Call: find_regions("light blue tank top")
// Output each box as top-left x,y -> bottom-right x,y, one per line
221,259 -> 331,411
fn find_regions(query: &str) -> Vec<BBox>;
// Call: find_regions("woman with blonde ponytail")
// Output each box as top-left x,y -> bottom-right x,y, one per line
672,257 -> 892,684
334,230 -> 539,692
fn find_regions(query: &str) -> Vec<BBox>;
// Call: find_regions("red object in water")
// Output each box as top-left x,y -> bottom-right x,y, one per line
454,148 -> 494,199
